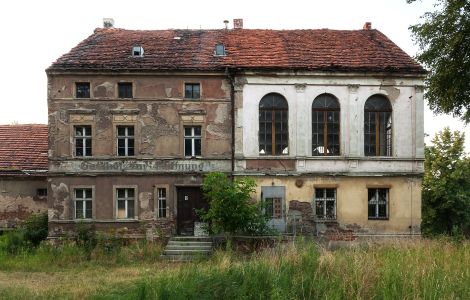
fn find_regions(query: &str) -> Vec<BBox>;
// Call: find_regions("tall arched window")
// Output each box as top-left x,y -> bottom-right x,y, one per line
364,95 -> 392,156
259,93 -> 288,155
312,94 -> 340,156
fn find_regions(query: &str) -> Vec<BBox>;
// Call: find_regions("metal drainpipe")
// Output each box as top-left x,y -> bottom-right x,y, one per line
226,67 -> 236,176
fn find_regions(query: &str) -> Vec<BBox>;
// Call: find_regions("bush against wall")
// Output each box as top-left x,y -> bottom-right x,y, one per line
199,172 -> 269,236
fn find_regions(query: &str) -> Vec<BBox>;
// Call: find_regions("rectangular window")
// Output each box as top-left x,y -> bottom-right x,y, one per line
368,188 -> 389,219
117,126 -> 135,156
116,188 -> 135,219
184,126 -> 201,157
184,83 -> 200,99
157,188 -> 167,218
265,197 -> 283,219
76,82 -> 90,98
118,82 -> 133,98
36,188 -> 47,198
74,188 -> 92,219
315,188 -> 336,220
74,125 -> 92,157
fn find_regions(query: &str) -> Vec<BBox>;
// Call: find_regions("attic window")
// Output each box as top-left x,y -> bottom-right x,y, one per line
215,44 -> 225,56
132,45 -> 144,57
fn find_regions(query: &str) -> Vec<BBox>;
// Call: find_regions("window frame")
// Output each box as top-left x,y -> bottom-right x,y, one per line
364,95 -> 393,157
114,186 -> 138,220
312,94 -> 341,156
156,187 -> 168,218
73,125 -> 92,157
75,82 -> 91,99
259,93 -> 289,156
72,186 -> 95,220
314,188 -> 337,220
118,82 -> 133,99
184,126 -> 202,157
184,82 -> 201,100
214,44 -> 226,56
116,125 -> 135,157
367,188 -> 389,220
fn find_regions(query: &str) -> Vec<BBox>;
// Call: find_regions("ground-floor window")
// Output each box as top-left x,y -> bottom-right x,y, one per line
74,188 -> 92,219
157,188 -> 167,218
368,188 -> 388,219
116,188 -> 135,219
315,188 -> 336,220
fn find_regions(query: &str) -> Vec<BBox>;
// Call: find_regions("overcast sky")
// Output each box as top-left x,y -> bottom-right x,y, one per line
0,0 -> 468,151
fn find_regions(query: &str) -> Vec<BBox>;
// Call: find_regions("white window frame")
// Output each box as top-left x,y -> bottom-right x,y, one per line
116,125 -> 135,156
74,125 -> 92,157
157,187 -> 167,218
314,188 -> 337,220
184,126 -> 201,157
368,188 -> 389,220
73,187 -> 93,220
115,187 -> 137,219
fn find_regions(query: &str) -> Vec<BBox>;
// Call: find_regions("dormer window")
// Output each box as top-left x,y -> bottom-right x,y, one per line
132,45 -> 144,57
215,44 -> 225,56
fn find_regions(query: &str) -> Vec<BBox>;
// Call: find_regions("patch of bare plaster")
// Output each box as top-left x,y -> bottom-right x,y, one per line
51,183 -> 70,220
165,88 -> 172,98
207,104 -> 230,139
95,104 -> 114,140
139,192 -> 154,220
94,81 -> 114,98
380,79 -> 400,101
140,125 -> 158,154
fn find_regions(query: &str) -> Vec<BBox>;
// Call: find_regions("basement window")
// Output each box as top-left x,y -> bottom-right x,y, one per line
132,45 -> 144,57
214,44 -> 225,56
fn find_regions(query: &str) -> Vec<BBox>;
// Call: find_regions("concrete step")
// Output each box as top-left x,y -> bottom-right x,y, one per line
165,245 -> 213,251
163,249 -> 212,255
171,236 -> 212,242
167,241 -> 213,246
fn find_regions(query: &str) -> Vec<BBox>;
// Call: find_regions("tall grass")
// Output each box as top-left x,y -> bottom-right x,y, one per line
97,239 -> 470,300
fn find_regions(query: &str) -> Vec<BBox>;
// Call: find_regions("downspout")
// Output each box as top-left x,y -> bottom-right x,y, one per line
226,67 -> 235,176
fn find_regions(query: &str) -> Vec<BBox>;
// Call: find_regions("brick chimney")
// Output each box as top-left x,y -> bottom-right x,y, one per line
363,22 -> 372,30
233,19 -> 243,29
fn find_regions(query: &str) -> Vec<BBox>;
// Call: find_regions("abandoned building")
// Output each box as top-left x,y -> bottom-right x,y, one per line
0,124 -> 48,230
46,19 -> 425,239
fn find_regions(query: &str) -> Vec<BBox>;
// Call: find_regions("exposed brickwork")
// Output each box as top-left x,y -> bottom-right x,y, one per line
288,200 -> 315,234
321,222 -> 357,241
48,28 -> 425,74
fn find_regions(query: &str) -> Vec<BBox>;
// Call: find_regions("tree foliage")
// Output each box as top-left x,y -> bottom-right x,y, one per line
422,128 -> 470,236
200,172 -> 269,236
409,0 -> 470,122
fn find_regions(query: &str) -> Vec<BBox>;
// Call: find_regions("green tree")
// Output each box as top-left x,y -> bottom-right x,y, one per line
422,128 -> 470,236
408,0 -> 470,122
200,172 -> 269,236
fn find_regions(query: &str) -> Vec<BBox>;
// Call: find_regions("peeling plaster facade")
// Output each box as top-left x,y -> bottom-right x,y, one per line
47,74 -> 232,238
233,73 -> 424,238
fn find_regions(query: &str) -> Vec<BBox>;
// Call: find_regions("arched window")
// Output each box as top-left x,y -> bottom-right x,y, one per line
259,93 -> 288,155
364,95 -> 392,156
312,94 -> 340,156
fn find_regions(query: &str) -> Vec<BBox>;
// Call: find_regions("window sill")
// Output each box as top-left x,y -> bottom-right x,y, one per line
368,218 -> 389,221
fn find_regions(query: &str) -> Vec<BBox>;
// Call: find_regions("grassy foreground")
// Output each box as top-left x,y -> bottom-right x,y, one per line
0,239 -> 468,299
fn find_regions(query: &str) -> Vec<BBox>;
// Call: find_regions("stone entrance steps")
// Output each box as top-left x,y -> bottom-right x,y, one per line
161,236 -> 213,261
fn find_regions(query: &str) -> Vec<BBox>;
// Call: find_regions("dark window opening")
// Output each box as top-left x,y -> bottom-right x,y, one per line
368,188 -> 389,219
118,82 -> 133,99
364,95 -> 392,156
76,82 -> 90,98
74,125 -> 92,157
117,126 -> 135,156
184,83 -> 200,99
132,45 -> 144,57
312,94 -> 340,156
259,93 -> 288,155
36,188 -> 47,198
315,188 -> 336,220
184,126 -> 201,157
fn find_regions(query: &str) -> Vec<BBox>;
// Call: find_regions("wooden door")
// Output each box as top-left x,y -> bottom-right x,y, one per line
177,187 -> 207,235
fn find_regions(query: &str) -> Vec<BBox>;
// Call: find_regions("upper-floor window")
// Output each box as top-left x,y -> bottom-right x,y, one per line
74,188 -> 93,219
117,126 -> 134,156
368,188 -> 389,220
315,188 -> 336,220
132,45 -> 144,57
184,126 -> 201,157
184,83 -> 200,99
215,44 -> 225,56
118,82 -> 133,99
76,82 -> 90,98
364,95 -> 392,156
259,93 -> 288,155
312,94 -> 340,156
74,125 -> 92,157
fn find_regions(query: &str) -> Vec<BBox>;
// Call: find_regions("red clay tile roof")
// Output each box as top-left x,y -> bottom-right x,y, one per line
0,125 -> 48,173
48,28 -> 425,74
